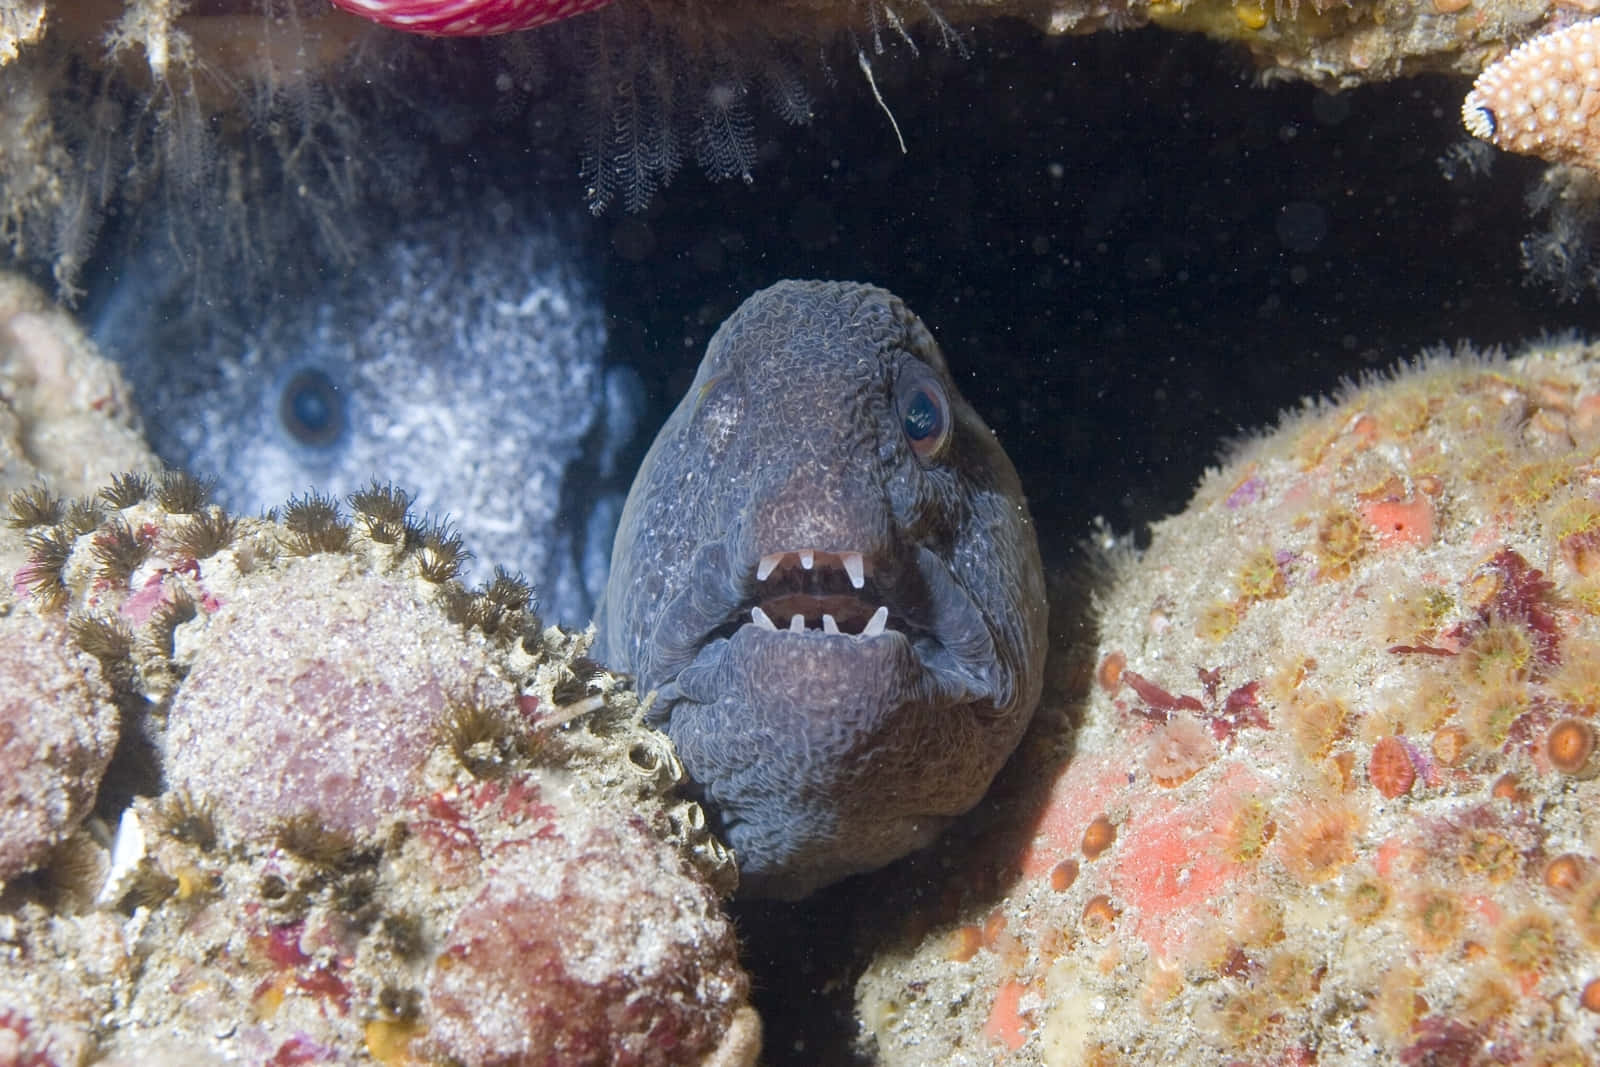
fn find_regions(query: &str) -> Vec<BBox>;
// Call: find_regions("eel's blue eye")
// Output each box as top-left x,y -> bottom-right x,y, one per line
904,390 -> 939,440
279,368 -> 345,448
896,368 -> 950,462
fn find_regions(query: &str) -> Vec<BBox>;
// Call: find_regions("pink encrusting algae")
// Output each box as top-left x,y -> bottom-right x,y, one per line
858,339 -> 1600,1065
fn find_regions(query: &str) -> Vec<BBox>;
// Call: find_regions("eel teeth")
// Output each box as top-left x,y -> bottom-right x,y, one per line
863,605 -> 889,638
751,604 -> 889,636
755,548 -> 868,586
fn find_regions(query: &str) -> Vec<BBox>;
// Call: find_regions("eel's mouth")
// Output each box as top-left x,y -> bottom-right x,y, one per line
733,549 -> 894,639
649,538 -> 1003,713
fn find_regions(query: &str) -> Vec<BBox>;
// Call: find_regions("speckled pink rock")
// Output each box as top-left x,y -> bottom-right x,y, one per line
163,555 -> 515,842
417,775 -> 751,1066
0,614 -> 117,883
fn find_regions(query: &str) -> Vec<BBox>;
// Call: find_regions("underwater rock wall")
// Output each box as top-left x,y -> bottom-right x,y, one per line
0,0 -> 1575,302
857,339 -> 1600,1063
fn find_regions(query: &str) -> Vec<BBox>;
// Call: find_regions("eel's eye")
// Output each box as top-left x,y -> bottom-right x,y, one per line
896,367 -> 950,462
279,368 -> 345,448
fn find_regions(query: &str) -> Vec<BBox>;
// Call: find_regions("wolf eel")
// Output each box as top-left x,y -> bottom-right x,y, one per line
598,280 -> 1048,899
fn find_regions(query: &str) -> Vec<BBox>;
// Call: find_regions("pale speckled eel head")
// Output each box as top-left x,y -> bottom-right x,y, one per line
597,280 -> 1048,899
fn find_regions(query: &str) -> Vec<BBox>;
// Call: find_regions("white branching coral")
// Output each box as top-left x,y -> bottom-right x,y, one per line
1462,19 -> 1600,171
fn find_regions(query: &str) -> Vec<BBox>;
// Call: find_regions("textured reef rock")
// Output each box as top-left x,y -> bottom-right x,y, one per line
0,2 -> 45,64
0,275 -> 157,502
1143,0 -> 1551,90
0,612 -> 118,884
858,340 -> 1600,1064
90,210 -> 634,627
0,476 -> 758,1065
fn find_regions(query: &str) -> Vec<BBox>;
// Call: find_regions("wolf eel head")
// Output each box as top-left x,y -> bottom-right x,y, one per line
598,280 -> 1047,899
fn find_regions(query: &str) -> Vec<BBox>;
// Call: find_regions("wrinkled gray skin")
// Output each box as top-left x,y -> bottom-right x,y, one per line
88,211 -> 637,627
598,280 -> 1048,899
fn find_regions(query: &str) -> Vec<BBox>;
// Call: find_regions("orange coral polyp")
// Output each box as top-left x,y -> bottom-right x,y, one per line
1145,716 -> 1217,787
1546,854 -> 1588,896
1369,736 -> 1417,799
1082,816 -> 1117,859
1278,802 -> 1359,883
1546,718 -> 1598,777
1582,977 -> 1600,1013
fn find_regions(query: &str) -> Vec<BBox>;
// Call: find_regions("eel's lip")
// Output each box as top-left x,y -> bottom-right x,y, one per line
647,540 -> 1001,711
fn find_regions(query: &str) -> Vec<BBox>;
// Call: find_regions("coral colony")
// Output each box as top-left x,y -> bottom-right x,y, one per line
859,340 -> 1600,1064
1464,19 -> 1600,173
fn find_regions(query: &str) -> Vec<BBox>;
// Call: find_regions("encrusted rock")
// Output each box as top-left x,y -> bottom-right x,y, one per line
858,339 -> 1600,1065
0,482 -> 754,1065
0,612 -> 117,883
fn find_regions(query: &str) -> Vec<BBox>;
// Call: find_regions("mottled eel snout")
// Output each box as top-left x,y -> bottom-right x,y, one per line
597,280 -> 1048,899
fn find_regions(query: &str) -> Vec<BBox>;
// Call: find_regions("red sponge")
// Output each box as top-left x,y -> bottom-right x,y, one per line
329,0 -> 612,36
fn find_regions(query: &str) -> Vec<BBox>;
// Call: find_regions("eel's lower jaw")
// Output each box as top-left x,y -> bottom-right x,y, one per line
663,623 -> 967,713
